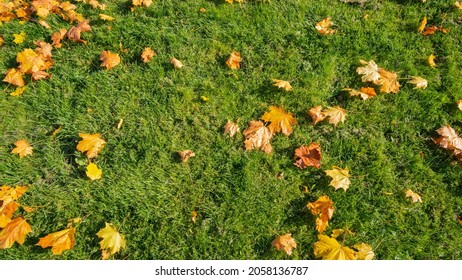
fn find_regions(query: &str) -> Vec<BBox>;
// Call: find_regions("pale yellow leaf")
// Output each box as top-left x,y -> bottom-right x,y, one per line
408,76 -> 428,89
272,79 -> 293,91
314,235 -> 357,260
325,166 -> 351,191
86,163 -> 102,180
405,189 -> 422,203
96,223 -> 126,258
272,233 -> 297,255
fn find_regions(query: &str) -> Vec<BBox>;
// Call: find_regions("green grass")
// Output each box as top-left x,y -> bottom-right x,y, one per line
1,0 -> 462,259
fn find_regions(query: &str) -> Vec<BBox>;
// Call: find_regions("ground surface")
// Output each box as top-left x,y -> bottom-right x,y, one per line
1,0 -> 462,259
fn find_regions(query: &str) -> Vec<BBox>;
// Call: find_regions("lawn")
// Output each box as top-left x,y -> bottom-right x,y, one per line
1,0 -> 462,260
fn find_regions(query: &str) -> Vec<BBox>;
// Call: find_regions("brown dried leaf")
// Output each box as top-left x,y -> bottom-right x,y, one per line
308,106 -> 326,125
178,150 -> 195,163
272,233 -> 297,255
141,47 -> 156,63
242,120 -> 272,154
294,143 -> 321,169
226,52 -> 241,69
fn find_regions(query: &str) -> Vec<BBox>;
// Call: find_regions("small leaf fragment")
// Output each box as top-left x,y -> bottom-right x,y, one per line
408,76 -> 428,89
405,189 -> 422,203
10,87 -> 26,96
272,233 -> 297,255
224,120 -> 240,137
226,52 -> 241,69
100,51 -> 121,69
86,163 -> 102,180
99,14 -> 115,21
272,79 -> 293,91
354,243 -> 375,260
178,150 -> 195,163
170,57 -> 184,68
141,47 -> 156,62
315,18 -> 335,35
191,211 -> 197,224
417,16 -> 427,33
13,31 -> 26,44
428,54 -> 437,68
344,87 -> 376,100
456,1 -> 462,9
456,100 -> 462,111
11,140 -> 33,158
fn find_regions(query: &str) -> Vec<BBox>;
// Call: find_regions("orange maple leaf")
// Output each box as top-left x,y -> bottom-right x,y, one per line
67,21 -> 92,44
0,185 -> 28,201
16,48 -> 46,74
76,133 -> 106,159
243,120 -> 273,154
272,79 -> 293,91
36,227 -> 76,255
178,150 -> 195,163
170,57 -> 184,68
272,233 -> 297,255
100,51 -> 121,70
344,87 -> 376,100
226,52 -> 241,69
141,47 -> 156,62
315,18 -> 335,35
307,196 -> 334,233
0,200 -> 19,220
51,28 -> 67,48
0,217 -> 32,249
294,143 -> 322,169
308,106 -> 326,125
376,68 -> 400,93
11,140 -> 33,158
261,106 -> 297,136
3,68 -> 25,87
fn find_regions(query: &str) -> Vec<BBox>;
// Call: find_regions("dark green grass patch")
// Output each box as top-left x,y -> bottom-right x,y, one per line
1,0 -> 462,259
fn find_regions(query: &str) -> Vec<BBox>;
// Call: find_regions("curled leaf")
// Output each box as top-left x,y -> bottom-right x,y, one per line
408,76 -> 428,89
272,79 -> 293,91
224,120 -> 240,137
226,52 -> 241,69
417,16 -> 427,33
170,57 -> 184,68
86,163 -> 102,180
308,106 -> 326,125
315,18 -> 335,35
428,54 -> 436,68
294,143 -> 322,169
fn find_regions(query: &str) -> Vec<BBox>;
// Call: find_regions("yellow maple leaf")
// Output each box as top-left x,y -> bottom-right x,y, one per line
100,51 -> 120,69
242,120 -> 273,154
36,227 -> 76,255
428,54 -> 437,68
76,133 -> 106,159
261,106 -> 297,136
141,47 -> 156,62
417,16 -> 427,33
86,163 -> 102,180
408,76 -> 428,89
178,150 -> 195,163
272,79 -> 293,91
356,59 -> 380,83
344,87 -> 376,100
226,52 -> 241,69
405,189 -> 422,203
307,196 -> 334,233
11,140 -> 33,158
377,68 -> 400,93
96,223 -> 126,259
224,120 -> 240,137
13,31 -> 26,44
314,235 -> 357,260
0,186 -> 28,201
322,106 -> 347,126
3,68 -> 25,87
325,166 -> 351,191
16,48 -> 46,74
10,86 -> 26,97
0,215 -> 11,228
272,233 -> 297,255
353,243 -> 375,260
0,217 -> 32,249
99,14 -> 115,21
456,1 -> 462,9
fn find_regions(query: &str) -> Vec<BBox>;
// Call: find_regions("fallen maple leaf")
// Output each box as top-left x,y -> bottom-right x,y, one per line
353,243 -> 375,260
224,120 -> 240,137
356,60 -> 380,83
330,228 -> 353,239
32,71 -> 51,81
13,31 -> 26,44
132,0 -> 152,7
405,189 -> 422,203
36,227 -> 76,255
307,195 -> 334,233
344,87 -> 376,100
96,223 -> 126,259
0,217 -> 32,249
423,26 -> 449,36
0,186 -> 28,201
242,120 -> 273,154
16,48 -> 46,74
76,133 -> 106,159
10,86 -> 26,96
315,18 -> 335,35
408,76 -> 427,89
417,16 -> 427,33
99,14 -> 115,21
141,47 -> 156,62
67,21 -> 92,44
308,106 -> 326,124
0,200 -> 19,219
294,143 -> 322,169
170,57 -> 184,68
51,28 -> 67,48
100,51 -> 121,69
433,125 -> 462,151
272,79 -> 293,91
456,100 -> 462,111
3,68 -> 25,87
86,162 -> 102,180
314,235 -> 356,260
261,106 -> 297,136
377,68 -> 400,93
0,215 -> 11,228
456,1 -> 462,9
226,52 -> 241,69
325,166 -> 351,191
178,150 -> 195,162
323,106 -> 347,126
428,54 -> 436,68
272,233 -> 297,255
11,140 -> 33,158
